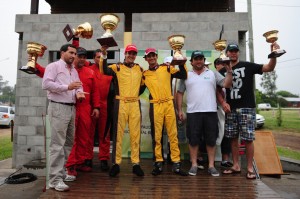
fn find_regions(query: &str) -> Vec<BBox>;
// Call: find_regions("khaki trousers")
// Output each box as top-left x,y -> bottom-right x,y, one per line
48,102 -> 75,185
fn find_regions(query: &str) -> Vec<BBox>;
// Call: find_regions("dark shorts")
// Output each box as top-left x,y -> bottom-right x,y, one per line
225,108 -> 256,141
186,112 -> 218,147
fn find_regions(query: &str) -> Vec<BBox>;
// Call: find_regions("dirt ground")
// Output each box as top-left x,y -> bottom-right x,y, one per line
272,131 -> 300,151
1,127 -> 300,151
0,127 -> 12,138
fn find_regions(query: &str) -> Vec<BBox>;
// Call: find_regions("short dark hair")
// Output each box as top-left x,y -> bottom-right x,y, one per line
93,49 -> 102,58
60,44 -> 77,53
214,58 -> 222,68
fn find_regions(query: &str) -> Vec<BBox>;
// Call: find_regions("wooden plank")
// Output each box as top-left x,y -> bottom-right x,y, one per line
254,131 -> 284,175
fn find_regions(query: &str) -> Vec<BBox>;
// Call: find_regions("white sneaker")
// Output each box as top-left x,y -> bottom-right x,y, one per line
188,166 -> 198,176
64,174 -> 76,182
50,181 -> 70,192
48,183 -> 55,189
197,164 -> 204,170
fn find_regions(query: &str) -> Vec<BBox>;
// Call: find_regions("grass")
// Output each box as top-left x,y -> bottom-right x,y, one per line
259,109 -> 300,133
0,135 -> 12,161
259,109 -> 300,160
277,146 -> 300,161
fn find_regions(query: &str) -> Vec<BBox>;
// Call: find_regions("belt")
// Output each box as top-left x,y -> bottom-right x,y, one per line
115,95 -> 139,103
150,96 -> 174,104
50,100 -> 75,106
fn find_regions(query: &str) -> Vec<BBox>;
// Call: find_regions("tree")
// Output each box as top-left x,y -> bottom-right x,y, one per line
0,75 -> 8,92
276,90 -> 299,98
0,75 -> 15,105
260,71 -> 277,98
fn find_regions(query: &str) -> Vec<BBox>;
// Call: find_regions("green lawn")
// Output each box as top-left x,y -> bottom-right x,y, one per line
0,136 -> 12,161
277,146 -> 300,160
259,109 -> 300,133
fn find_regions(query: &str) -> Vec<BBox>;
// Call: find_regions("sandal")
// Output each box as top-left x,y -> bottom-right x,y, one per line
222,168 -> 241,174
246,171 -> 256,179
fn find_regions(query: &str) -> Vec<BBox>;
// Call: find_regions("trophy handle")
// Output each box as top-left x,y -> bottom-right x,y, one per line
62,24 -> 74,42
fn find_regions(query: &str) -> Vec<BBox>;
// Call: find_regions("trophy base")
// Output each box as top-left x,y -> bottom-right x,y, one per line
219,57 -> 231,64
97,37 -> 118,47
268,49 -> 286,58
171,58 -> 187,66
19,66 -> 38,74
62,24 -> 74,42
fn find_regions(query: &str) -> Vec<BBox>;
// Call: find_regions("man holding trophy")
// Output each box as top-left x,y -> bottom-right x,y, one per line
101,44 -> 145,177
142,48 -> 188,176
220,41 -> 281,179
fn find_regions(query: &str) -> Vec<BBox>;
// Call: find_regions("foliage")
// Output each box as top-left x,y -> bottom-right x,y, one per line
260,71 -> 277,98
277,90 -> 299,98
255,89 -> 293,108
278,97 -> 289,107
276,106 -> 282,127
277,146 -> 300,160
0,75 -> 8,91
0,75 -> 15,105
0,135 -> 12,161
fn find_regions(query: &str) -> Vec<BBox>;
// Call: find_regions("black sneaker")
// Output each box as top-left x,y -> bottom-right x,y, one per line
166,154 -> 172,165
85,159 -> 93,168
197,158 -> 205,165
132,164 -> 144,176
220,161 -> 233,169
100,160 -> 110,171
109,164 -> 120,177
151,162 -> 163,176
172,162 -> 188,176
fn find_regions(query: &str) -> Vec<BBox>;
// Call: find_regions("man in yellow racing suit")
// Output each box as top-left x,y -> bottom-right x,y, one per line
101,44 -> 145,177
142,48 -> 188,176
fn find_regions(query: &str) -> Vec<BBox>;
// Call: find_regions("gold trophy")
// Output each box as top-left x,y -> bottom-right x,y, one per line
213,39 -> 230,64
263,30 -> 286,58
97,13 -> 120,47
168,35 -> 187,65
19,42 -> 47,74
62,22 -> 93,41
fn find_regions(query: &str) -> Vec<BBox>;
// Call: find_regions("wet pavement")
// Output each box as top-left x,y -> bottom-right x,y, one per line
0,158 -> 299,198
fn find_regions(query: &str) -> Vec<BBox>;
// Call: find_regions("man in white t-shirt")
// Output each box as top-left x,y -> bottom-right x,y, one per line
176,50 -> 232,176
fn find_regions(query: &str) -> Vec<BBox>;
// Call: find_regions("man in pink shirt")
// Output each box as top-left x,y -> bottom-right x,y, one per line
42,43 -> 86,192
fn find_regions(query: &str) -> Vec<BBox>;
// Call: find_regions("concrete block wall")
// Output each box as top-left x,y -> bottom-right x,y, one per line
13,12 -> 248,168
132,12 -> 248,60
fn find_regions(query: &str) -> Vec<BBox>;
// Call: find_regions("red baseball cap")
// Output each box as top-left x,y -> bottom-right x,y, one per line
125,44 -> 138,53
144,48 -> 157,58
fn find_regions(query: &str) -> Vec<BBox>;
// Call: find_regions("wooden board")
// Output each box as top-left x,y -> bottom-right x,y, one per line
254,131 -> 284,175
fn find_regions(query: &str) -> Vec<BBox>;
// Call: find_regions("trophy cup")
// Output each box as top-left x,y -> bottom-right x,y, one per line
263,30 -> 286,58
213,39 -> 230,64
168,35 -> 187,65
19,42 -> 47,74
62,22 -> 93,41
97,13 -> 120,47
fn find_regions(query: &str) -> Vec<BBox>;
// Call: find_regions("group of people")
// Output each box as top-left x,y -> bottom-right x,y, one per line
38,35 -> 279,192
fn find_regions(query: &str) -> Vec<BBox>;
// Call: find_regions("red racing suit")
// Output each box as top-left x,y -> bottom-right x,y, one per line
65,66 -> 100,168
89,62 -> 113,161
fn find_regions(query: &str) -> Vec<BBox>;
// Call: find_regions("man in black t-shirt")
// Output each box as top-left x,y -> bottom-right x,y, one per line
220,42 -> 280,179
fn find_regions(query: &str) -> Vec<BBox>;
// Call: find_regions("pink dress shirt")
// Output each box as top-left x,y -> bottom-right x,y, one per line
42,59 -> 83,103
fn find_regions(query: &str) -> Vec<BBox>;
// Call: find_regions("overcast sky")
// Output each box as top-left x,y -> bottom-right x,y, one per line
1,0 -> 299,95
